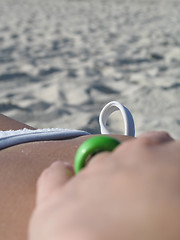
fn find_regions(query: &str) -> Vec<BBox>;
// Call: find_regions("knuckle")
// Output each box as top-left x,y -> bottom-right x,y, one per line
37,168 -> 49,187
82,152 -> 111,175
113,138 -> 154,166
114,138 -> 136,153
138,137 -> 154,146
138,131 -> 174,146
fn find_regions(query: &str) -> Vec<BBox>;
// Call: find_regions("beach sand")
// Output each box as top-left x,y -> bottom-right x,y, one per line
0,0 -> 180,138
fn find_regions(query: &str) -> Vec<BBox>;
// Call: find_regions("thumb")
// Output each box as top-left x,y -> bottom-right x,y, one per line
36,161 -> 74,206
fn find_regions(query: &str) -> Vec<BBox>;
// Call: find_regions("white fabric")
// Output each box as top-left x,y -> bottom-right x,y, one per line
0,128 -> 90,150
0,128 -> 85,138
0,101 -> 135,150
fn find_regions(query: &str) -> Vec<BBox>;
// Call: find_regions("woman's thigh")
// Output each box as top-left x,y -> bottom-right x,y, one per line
0,114 -> 35,130
0,114 -> 131,240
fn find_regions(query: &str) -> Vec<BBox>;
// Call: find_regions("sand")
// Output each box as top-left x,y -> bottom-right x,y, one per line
0,0 -> 180,138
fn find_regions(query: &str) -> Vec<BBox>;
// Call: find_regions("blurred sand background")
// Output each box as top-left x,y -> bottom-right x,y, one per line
0,0 -> 180,138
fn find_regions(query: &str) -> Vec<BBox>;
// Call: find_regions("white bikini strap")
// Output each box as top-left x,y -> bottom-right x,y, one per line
99,101 -> 135,137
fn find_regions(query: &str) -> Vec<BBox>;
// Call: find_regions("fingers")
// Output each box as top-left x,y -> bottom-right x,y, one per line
36,161 -> 74,206
138,131 -> 174,145
85,132 -> 174,172
86,152 -> 111,170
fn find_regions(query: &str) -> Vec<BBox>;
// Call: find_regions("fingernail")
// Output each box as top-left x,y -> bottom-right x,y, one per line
50,161 -> 74,175
140,131 -> 173,139
50,161 -> 62,167
63,162 -> 74,174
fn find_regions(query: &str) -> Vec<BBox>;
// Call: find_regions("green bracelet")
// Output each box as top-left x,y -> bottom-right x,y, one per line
74,135 -> 120,174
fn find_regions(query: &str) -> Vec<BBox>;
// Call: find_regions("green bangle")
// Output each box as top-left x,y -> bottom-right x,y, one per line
74,135 -> 120,174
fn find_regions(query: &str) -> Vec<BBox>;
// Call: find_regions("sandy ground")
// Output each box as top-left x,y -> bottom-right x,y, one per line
0,0 -> 180,138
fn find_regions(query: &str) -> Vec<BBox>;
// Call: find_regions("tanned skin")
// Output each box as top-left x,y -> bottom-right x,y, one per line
0,114 -> 130,240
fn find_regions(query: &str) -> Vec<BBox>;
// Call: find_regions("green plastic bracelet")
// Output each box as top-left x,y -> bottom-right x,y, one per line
74,135 -> 120,174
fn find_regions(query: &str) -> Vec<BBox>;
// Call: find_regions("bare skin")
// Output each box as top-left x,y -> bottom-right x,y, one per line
1,114 -> 180,240
29,132 -> 180,240
0,114 -> 130,240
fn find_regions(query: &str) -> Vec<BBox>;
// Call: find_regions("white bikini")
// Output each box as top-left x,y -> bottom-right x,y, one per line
0,101 -> 135,150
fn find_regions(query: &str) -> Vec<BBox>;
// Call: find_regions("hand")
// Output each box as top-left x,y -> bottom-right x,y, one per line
28,132 -> 180,240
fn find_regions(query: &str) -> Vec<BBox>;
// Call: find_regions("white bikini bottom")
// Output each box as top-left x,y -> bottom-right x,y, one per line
0,101 -> 135,150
